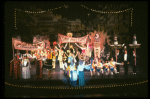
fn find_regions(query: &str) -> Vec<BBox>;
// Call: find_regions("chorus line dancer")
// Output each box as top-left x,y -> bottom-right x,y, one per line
96,58 -> 104,76
90,60 -> 96,76
103,60 -> 110,75
108,57 -> 123,75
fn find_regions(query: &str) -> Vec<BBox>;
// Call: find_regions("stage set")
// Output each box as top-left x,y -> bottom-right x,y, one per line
7,31 -> 145,82
5,30 -> 148,98
4,1 -> 148,98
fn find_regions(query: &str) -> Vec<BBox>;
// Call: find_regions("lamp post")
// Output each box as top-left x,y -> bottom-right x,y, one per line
110,35 -> 122,62
129,34 -> 141,66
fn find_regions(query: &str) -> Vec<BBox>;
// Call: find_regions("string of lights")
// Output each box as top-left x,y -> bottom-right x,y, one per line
14,8 -> 17,29
131,9 -> 133,27
5,80 -> 148,89
16,5 -> 66,14
14,4 -> 134,30
80,5 -> 133,14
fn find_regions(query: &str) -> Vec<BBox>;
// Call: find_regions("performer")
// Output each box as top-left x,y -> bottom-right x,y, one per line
108,57 -> 122,75
67,59 -> 77,86
90,60 -> 96,76
52,46 -> 57,69
122,50 -> 130,76
55,45 -> 64,69
74,48 -> 81,67
114,50 -> 122,73
13,56 -> 19,79
103,60 -> 110,75
62,53 -> 68,74
70,45 -> 76,54
96,58 -> 104,76
20,55 -> 31,79
37,50 -> 41,59
77,60 -> 91,87
17,55 -> 21,79
131,50 -> 140,75
9,59 -> 14,77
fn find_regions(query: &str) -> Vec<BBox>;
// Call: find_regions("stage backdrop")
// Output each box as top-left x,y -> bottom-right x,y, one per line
58,31 -> 111,59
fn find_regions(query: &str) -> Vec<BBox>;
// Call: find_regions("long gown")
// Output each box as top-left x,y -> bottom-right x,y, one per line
21,59 -> 31,79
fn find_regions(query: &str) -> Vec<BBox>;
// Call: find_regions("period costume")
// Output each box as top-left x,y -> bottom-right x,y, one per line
103,62 -> 110,75
21,58 -> 31,79
114,51 -> 122,73
35,59 -> 43,79
108,61 -> 122,75
77,60 -> 91,87
96,62 -> 104,76
62,54 -> 68,74
67,61 -> 77,86
131,53 -> 140,75
9,60 -> 14,77
13,59 -> 20,79
90,61 -> 96,76
58,49 -> 64,69
52,49 -> 57,69
122,52 -> 130,76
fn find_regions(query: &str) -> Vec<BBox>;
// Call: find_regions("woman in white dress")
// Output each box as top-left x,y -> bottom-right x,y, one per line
21,55 -> 31,79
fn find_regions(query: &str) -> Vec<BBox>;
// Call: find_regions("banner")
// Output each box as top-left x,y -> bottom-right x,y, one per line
58,34 -> 89,44
12,37 -> 44,51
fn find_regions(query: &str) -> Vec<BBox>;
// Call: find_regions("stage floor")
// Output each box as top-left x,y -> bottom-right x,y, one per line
5,63 -> 147,87
5,63 -> 148,98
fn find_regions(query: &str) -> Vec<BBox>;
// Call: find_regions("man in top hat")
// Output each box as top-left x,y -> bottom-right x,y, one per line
122,50 -> 130,76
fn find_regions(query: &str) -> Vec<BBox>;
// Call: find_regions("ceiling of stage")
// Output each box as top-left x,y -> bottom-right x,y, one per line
5,1 -> 148,44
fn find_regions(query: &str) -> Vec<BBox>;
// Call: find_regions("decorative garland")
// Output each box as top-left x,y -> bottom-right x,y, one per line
5,80 -> 148,89
81,5 -> 133,13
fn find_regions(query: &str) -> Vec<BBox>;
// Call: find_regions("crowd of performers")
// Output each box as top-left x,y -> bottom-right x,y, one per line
9,44 -> 139,87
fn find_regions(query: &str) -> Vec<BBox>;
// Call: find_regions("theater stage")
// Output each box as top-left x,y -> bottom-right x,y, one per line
5,62 -> 148,98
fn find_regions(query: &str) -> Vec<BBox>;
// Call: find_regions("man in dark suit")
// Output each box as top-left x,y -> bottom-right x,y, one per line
131,50 -> 140,76
122,50 -> 130,76
114,49 -> 122,74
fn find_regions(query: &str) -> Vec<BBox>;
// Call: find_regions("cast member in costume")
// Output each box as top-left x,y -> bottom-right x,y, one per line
77,60 -> 91,87
90,60 -> 96,76
131,50 -> 140,75
66,58 -> 77,86
122,50 -> 130,76
108,57 -> 123,75
96,58 -> 104,76
13,56 -> 19,79
55,45 -> 64,69
20,55 -> 31,79
62,53 -> 68,75
103,60 -> 110,75
114,50 -> 122,74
